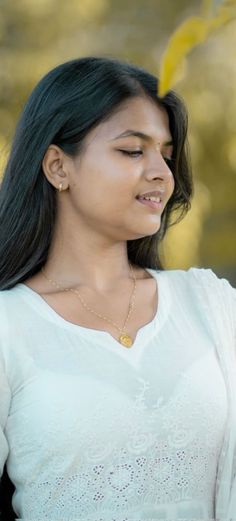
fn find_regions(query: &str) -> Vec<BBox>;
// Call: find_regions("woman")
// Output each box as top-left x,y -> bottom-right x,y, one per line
0,56 -> 235,521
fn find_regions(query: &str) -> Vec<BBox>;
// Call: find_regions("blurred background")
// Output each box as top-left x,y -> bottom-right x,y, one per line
0,0 -> 235,284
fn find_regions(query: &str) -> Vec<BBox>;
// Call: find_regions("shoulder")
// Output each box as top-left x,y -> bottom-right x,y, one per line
185,266 -> 236,300
163,266 -> 236,326
153,266 -> 236,309
0,283 -> 23,309
159,265 -> 235,290
0,285 -> 24,345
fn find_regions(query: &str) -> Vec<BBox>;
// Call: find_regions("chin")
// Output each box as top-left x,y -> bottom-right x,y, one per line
130,225 -> 161,240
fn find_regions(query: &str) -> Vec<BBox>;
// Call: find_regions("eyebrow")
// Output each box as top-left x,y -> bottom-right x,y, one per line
110,130 -> 173,146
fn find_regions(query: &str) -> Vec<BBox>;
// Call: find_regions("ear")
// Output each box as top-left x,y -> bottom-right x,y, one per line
42,144 -> 70,190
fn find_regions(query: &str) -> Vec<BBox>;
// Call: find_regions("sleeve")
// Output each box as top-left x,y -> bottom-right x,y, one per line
206,268 -> 236,341
189,267 -> 236,342
216,274 -> 236,520
195,269 -> 236,520
0,357 -> 11,479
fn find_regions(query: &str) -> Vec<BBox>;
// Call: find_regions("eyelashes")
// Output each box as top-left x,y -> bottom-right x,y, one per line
118,149 -> 174,166
119,150 -> 143,157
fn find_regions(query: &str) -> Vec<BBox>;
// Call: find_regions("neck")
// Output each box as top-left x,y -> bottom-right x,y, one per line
43,244 -> 136,294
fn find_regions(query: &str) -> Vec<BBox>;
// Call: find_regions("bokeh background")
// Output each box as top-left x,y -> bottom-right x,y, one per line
0,0 -> 235,284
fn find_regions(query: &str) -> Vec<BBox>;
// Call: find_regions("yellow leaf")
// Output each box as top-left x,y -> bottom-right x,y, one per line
158,16 -> 209,97
158,0 -> 236,97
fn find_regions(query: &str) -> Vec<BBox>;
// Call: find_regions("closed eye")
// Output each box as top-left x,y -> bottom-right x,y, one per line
118,150 -> 143,157
118,150 -> 174,165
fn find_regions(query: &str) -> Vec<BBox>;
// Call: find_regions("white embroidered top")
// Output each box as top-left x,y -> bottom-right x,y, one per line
0,267 -> 235,521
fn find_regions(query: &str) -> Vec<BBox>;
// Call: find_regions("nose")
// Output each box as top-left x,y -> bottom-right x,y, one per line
146,150 -> 174,183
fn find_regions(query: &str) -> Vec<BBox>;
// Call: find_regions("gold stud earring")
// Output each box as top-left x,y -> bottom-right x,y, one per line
58,182 -> 63,192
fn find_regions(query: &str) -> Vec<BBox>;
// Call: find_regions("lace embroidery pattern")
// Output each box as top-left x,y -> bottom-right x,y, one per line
16,369 -> 226,520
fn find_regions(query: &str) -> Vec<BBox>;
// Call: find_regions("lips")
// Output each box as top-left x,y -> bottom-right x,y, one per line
137,190 -> 165,199
138,195 -> 161,203
136,197 -> 163,210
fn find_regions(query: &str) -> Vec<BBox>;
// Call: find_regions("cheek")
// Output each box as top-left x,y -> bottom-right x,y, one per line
74,174 -> 127,213
90,165 -> 134,200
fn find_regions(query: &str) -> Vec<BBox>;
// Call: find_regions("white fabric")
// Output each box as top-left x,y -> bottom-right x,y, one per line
0,267 -> 235,521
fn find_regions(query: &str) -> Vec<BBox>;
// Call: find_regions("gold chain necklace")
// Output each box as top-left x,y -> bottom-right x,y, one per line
40,263 -> 137,348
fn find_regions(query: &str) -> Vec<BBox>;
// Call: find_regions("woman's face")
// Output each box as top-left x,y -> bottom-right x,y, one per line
62,95 -> 175,241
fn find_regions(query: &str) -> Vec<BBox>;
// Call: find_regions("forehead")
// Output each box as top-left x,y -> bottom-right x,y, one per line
85,96 -> 172,144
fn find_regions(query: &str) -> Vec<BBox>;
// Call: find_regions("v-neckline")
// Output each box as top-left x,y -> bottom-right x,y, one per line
16,268 -> 170,351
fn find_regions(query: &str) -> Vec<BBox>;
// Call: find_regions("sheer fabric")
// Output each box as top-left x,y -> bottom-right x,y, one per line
0,267 -> 235,520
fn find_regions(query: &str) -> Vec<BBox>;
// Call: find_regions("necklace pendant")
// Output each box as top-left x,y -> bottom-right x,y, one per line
119,333 -> 133,348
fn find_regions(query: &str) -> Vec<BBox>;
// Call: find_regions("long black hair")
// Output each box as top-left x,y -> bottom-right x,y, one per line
0,55 -> 193,290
